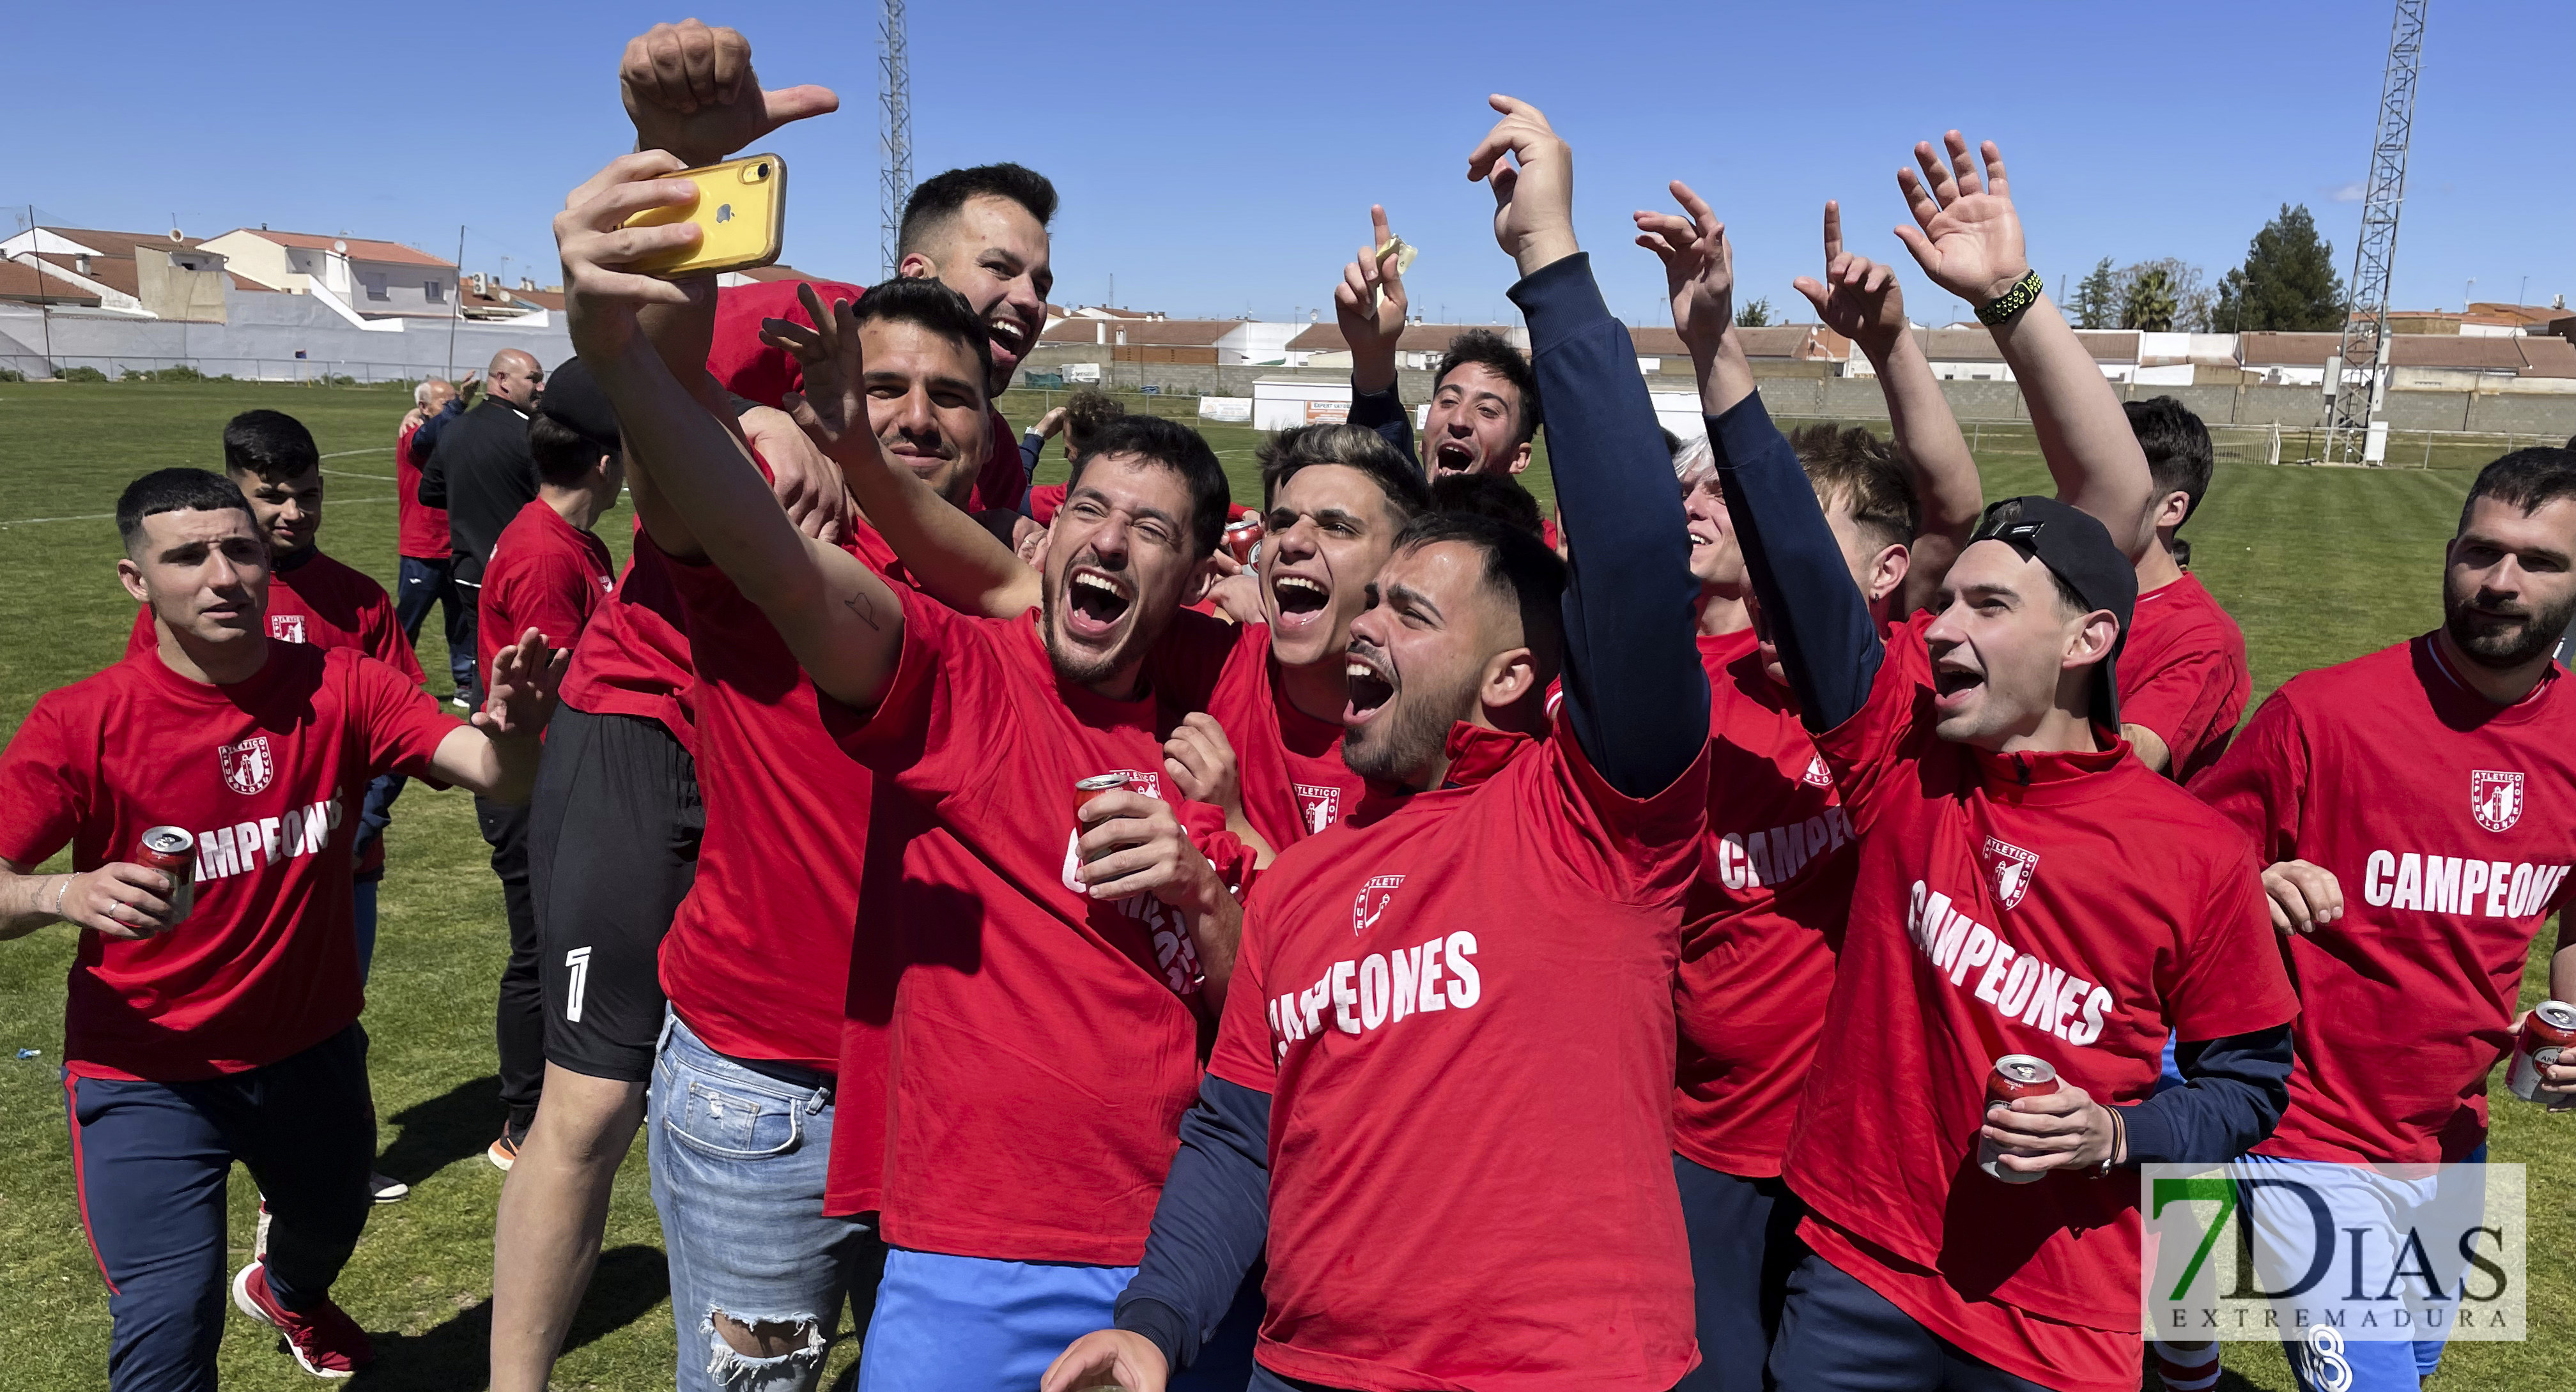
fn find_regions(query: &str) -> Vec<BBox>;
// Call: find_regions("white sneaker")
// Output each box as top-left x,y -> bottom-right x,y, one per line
367,1172 -> 409,1204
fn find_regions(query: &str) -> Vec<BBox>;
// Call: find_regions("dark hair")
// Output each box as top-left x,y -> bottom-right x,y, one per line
222,409 -> 319,480
1787,423 -> 1917,554
117,468 -> 253,549
1063,387 -> 1125,462
1258,423 -> 1433,521
2123,397 -> 2214,527
1430,472 -> 1545,540
1066,415 -> 1232,558
1433,329 -> 1541,445
854,277 -> 994,389
2460,448 -> 2576,535
899,163 -> 1058,255
528,414 -> 612,489
1390,510 -> 1566,672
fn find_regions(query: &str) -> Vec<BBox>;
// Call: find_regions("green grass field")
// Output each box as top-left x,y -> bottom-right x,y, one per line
0,379 -> 2565,1391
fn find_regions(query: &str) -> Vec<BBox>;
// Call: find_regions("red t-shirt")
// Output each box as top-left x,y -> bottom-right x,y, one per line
1150,616 -> 1366,849
397,417 -> 451,559
2190,636 -> 2576,1165
475,500 -> 614,678
1780,613 -> 2296,1392
126,549 -> 424,688
1210,720 -> 1705,1392
0,645 -> 458,1080
710,279 -> 1025,514
2118,572 -> 2249,781
557,524 -> 697,751
820,589 -> 1232,1264
1674,628 -> 1853,1178
658,520 -> 906,1087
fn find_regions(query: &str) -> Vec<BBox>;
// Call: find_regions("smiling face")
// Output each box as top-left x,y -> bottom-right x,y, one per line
1684,477 -> 1743,593
1041,453 -> 1208,691
1263,464 -> 1409,671
231,464 -> 323,558
859,318 -> 992,507
2444,494 -> 2576,670
899,194 -> 1052,395
1340,540 -> 1534,786
1424,363 -> 1531,477
118,507 -> 270,648
1919,539 -> 2114,749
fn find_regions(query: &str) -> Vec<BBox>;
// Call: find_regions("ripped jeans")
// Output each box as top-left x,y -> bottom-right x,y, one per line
649,1011 -> 882,1392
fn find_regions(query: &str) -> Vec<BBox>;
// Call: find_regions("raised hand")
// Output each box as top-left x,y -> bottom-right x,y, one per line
1793,201 -> 1909,360
1334,204 -> 1411,374
1891,131 -> 2027,307
1467,95 -> 1577,277
1163,712 -> 1244,818
738,403 -> 854,544
619,20 -> 839,168
1631,180 -> 1732,358
758,283 -> 880,470
555,151 -> 705,356
476,627 -> 566,739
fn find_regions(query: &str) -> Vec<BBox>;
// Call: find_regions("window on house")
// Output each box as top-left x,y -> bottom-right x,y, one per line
425,280 -> 445,303
361,272 -> 389,301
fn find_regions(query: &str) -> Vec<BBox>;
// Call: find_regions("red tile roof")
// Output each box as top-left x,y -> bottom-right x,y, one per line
226,229 -> 454,269
34,252 -> 139,296
0,259 -> 100,304
32,226 -> 205,258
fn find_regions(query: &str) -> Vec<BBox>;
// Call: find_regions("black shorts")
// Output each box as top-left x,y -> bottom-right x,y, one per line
530,705 -> 701,1082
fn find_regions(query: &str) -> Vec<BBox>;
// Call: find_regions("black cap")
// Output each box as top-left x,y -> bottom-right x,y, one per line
536,356 -> 619,453
1968,496 -> 2135,731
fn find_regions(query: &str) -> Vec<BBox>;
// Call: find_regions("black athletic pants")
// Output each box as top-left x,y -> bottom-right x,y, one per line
1674,1155 -> 1808,1392
1767,1251 -> 2053,1392
478,795 -> 541,1122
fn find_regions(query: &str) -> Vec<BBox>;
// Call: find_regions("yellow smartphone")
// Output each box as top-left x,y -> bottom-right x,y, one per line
622,153 -> 787,277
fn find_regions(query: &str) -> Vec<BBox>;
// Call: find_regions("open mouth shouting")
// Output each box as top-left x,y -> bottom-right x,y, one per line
985,314 -> 1033,371
1430,440 -> 1477,476
1931,657 -> 1986,714
1343,644 -> 1397,728
1269,569 -> 1332,636
1061,564 -> 1134,641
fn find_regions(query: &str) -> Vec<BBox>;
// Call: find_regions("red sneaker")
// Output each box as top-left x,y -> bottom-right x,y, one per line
231,1261 -> 374,1378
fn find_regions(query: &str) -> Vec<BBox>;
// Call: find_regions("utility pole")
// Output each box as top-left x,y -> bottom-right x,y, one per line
2322,0 -> 2428,466
29,205 -> 54,376
445,225 -> 465,380
879,0 -> 911,280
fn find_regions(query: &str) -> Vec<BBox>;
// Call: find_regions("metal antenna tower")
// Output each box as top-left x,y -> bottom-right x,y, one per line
2322,0 -> 2428,465
879,0 -> 911,280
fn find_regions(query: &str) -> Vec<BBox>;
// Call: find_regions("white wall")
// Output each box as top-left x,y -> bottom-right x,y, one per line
1,284 -> 572,380
1251,379 -> 1352,431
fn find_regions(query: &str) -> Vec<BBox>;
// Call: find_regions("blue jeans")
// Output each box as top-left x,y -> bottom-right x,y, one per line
395,554 -> 474,698
856,1248 -> 1258,1392
648,1011 -> 877,1392
2239,1149 -> 2488,1392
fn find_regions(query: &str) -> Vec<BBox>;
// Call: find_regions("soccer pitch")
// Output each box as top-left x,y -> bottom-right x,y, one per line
0,379 -> 2563,1391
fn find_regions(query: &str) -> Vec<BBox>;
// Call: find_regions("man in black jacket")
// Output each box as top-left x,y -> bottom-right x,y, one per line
418,348 -> 546,702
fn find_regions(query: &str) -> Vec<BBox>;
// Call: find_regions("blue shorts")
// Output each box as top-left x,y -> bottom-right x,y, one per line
2237,1149 -> 2488,1392
856,1247 -> 1258,1391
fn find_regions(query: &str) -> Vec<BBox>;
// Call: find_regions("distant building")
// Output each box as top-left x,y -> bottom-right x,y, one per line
1281,322 -> 1531,372
196,227 -> 457,321
0,226 -> 263,321
1042,316 -> 1309,367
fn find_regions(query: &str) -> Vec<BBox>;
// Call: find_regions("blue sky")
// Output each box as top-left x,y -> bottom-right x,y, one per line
5,1 -> 2567,330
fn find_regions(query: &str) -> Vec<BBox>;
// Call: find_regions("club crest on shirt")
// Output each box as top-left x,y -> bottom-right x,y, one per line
1982,836 -> 2039,910
2472,770 -> 2526,833
219,736 -> 276,796
268,613 -> 306,644
1293,783 -> 1343,835
1801,754 -> 1832,788
1352,875 -> 1405,937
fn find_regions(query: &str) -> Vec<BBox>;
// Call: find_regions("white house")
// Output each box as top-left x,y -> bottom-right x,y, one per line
197,227 -> 458,322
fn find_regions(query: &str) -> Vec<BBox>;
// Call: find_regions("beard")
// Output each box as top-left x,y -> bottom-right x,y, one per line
1341,674 -> 1474,786
2444,582 -> 2576,670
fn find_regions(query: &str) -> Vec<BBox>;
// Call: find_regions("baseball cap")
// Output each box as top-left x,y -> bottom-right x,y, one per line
536,356 -> 620,453
1968,496 -> 2135,731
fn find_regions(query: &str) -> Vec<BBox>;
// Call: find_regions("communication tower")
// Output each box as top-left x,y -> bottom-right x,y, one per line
2322,0 -> 2428,466
879,0 -> 912,280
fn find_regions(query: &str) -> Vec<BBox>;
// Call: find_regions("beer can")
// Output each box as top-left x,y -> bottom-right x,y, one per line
2506,1000 -> 2576,1102
1074,773 -> 1133,866
1223,518 -> 1262,566
1977,1054 -> 2058,1184
135,825 -> 196,926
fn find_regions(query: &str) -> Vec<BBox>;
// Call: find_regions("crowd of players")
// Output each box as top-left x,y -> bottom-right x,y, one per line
4,18 -> 2575,1392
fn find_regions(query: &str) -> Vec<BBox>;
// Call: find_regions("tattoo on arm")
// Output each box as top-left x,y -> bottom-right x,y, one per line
842,590 -> 881,630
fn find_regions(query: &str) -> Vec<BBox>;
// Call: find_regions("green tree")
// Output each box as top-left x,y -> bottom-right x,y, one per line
2073,257 -> 2120,329
2210,204 -> 2345,332
2122,266 -> 2179,332
1735,296 -> 1773,328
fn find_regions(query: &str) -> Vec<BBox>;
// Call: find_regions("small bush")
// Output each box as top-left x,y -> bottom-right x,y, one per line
0,368 -> 23,383
63,366 -> 107,383
118,364 -> 208,384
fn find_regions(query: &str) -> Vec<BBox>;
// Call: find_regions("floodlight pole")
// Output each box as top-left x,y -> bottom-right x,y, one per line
880,0 -> 912,280
2323,0 -> 2428,466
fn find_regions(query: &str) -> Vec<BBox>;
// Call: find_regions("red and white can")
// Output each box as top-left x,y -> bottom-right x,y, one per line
2506,1000 -> 2576,1102
1222,517 -> 1262,566
1074,773 -> 1134,866
135,825 -> 196,926
1978,1054 -> 2058,1184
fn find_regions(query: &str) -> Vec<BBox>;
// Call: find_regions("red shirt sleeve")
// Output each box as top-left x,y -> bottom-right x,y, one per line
1207,889 -> 1278,1094
2164,839 -> 2299,1041
125,606 -> 155,661
2185,687 -> 2308,866
2122,645 -> 2229,769
1812,611 -> 1940,834
343,653 -> 462,783
1541,723 -> 1709,906
359,586 -> 426,685
0,694 -> 83,869
821,585 -> 1015,810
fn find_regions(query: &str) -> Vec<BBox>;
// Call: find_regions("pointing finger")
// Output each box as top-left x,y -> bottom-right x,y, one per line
1823,199 -> 1844,263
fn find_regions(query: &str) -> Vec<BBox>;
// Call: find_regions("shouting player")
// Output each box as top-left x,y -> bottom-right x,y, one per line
1,468 -> 560,1385
1701,133 -> 2297,1392
2188,448 -> 2576,1392
1045,95 -> 1712,1392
